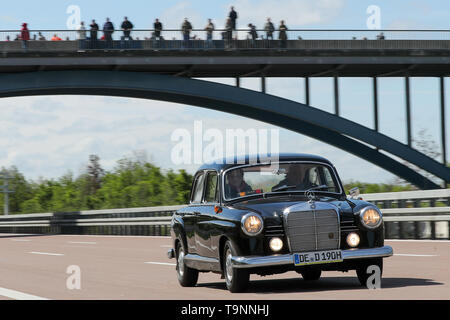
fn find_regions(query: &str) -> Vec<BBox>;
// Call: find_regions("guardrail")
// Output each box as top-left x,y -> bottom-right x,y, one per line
1,29 -> 449,53
0,189 -> 449,239
360,189 -> 450,239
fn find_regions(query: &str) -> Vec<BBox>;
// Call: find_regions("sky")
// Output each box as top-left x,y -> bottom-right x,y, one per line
0,0 -> 449,184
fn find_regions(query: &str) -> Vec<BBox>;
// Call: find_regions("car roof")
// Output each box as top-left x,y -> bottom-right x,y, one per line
197,153 -> 333,173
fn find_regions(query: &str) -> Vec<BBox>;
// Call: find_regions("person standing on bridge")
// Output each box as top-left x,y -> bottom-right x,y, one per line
225,18 -> 233,49
228,6 -> 238,39
121,17 -> 134,41
264,18 -> 275,41
204,19 -> 215,48
181,18 -> 193,48
90,20 -> 99,39
278,20 -> 288,49
20,23 -> 30,52
154,18 -> 163,39
103,18 -> 115,49
248,23 -> 258,47
77,21 -> 87,51
89,20 -> 99,49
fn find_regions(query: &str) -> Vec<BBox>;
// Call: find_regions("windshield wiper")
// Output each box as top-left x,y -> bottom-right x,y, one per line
271,184 -> 298,192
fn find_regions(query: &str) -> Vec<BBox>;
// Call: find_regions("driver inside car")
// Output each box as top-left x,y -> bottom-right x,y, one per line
271,165 -> 314,192
225,168 -> 253,198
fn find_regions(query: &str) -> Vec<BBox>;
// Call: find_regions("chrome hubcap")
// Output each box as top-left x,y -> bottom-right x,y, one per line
225,249 -> 233,282
178,249 -> 185,277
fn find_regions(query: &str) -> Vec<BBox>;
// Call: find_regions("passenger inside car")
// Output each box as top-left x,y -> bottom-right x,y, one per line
225,168 -> 253,198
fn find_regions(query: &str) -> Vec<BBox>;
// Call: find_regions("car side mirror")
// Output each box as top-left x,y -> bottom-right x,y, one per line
349,187 -> 360,199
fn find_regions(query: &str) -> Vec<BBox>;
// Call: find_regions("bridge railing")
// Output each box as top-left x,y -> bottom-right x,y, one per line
0,189 -> 449,239
1,29 -> 449,52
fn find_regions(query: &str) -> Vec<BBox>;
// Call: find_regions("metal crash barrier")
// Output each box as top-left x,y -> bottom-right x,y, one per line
0,189 -> 449,239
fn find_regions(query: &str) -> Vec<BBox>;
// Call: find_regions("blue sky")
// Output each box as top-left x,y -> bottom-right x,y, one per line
0,0 -> 449,184
1,0 -> 449,30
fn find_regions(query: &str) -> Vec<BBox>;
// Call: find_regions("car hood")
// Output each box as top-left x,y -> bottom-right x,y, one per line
232,196 -> 355,219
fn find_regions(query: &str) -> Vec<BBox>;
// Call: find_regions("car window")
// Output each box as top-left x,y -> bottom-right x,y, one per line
191,172 -> 205,203
204,171 -> 218,203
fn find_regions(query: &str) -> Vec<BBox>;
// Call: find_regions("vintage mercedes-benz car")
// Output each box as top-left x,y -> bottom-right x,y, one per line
167,153 -> 393,292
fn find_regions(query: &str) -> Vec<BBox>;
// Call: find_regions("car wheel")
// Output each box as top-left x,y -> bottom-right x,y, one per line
176,242 -> 198,287
356,258 -> 383,287
223,241 -> 249,293
300,268 -> 322,281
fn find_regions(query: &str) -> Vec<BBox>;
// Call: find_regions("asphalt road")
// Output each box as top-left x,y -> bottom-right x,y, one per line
0,233 -> 448,300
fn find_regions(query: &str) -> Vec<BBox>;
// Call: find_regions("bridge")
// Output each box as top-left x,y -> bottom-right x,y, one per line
1,29 -> 449,188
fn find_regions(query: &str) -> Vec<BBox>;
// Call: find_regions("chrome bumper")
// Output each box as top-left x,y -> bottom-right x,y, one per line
231,246 -> 393,269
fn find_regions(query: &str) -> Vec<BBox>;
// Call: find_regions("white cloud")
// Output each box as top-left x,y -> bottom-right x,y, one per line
228,0 -> 345,28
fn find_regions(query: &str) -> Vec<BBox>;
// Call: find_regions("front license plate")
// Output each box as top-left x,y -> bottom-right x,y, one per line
293,250 -> 343,266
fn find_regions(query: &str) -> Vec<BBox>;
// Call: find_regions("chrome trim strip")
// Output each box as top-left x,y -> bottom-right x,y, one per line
230,245 -> 393,269
183,253 -> 221,271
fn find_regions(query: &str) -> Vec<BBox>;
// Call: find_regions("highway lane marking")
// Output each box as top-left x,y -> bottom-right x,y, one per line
144,261 -> 176,266
0,287 -> 49,300
160,245 -> 172,248
387,239 -> 450,243
57,234 -> 171,239
29,251 -> 64,256
68,241 -> 97,244
394,253 -> 438,257
11,239 -> 31,242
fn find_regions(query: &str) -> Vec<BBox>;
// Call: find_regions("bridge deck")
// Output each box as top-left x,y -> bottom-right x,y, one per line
0,40 -> 449,77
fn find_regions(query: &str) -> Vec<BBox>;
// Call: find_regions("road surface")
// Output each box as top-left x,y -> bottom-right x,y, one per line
0,233 -> 448,300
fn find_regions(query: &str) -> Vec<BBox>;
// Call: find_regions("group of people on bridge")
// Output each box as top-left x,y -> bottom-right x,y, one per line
14,6 -> 291,51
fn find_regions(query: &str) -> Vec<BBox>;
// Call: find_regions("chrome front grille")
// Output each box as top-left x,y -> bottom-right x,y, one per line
285,209 -> 340,252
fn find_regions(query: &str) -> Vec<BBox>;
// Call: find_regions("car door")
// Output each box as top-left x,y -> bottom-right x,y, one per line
195,170 -> 219,258
184,171 -> 205,254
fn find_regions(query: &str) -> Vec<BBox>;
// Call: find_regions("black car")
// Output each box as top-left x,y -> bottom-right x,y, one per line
168,153 -> 393,292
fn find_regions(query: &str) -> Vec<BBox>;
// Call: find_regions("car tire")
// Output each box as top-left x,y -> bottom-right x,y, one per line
176,242 -> 198,287
300,268 -> 322,281
356,258 -> 383,288
223,241 -> 249,293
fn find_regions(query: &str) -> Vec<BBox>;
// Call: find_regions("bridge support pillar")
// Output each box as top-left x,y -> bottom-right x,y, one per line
440,77 -> 447,186
305,77 -> 310,106
373,77 -> 379,132
334,75 -> 340,116
405,76 -> 412,147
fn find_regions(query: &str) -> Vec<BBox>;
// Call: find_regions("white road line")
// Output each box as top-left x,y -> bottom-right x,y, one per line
386,239 -> 450,243
394,253 -> 437,257
0,287 -> 49,300
160,245 -> 172,248
57,234 -> 171,239
29,251 -> 64,256
144,261 -> 176,266
68,241 -> 97,244
11,239 -> 31,242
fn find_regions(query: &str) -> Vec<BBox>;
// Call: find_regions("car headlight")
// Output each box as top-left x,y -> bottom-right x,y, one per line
241,213 -> 263,236
269,237 -> 283,252
359,206 -> 382,229
346,232 -> 360,247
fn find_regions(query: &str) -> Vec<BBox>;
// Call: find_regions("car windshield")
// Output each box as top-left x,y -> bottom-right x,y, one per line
223,162 -> 341,201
